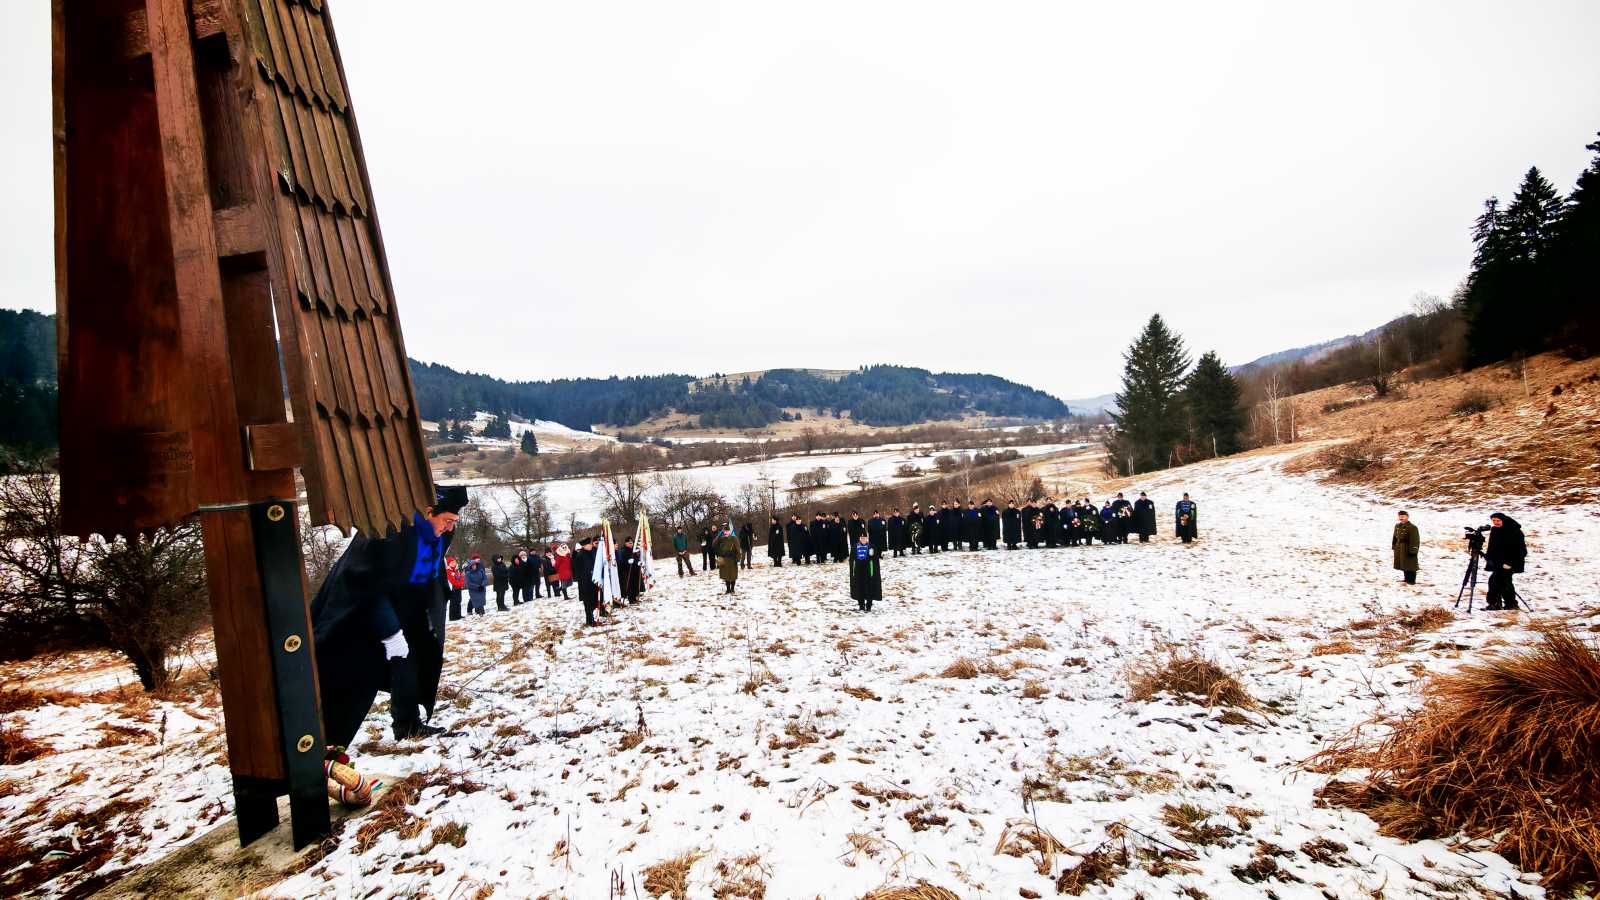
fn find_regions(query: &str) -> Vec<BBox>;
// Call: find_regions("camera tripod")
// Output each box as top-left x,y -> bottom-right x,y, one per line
1454,546 -> 1483,612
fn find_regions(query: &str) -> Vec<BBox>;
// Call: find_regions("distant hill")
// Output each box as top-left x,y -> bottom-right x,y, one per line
1062,392 -> 1119,415
1230,322 -> 1388,376
0,311 -> 1069,445
410,361 -> 1069,430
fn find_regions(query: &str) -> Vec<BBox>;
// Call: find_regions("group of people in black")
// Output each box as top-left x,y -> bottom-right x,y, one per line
762,491 -> 1199,565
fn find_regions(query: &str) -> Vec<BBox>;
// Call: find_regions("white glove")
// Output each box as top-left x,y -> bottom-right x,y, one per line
381,630 -> 410,660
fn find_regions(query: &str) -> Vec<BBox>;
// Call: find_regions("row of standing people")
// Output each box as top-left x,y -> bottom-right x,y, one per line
763,492 -> 1200,564
442,546 -> 575,619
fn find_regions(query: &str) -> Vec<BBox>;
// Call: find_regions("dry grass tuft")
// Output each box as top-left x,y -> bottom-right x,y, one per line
1395,606 -> 1454,633
1009,634 -> 1050,651
642,849 -> 706,899
1159,802 -> 1235,847
995,818 -> 1068,876
1020,679 -> 1048,700
860,883 -> 961,900
1055,840 -> 1130,895
1310,640 -> 1359,657
0,720 -> 50,765
712,851 -> 770,899
939,657 -> 981,679
1307,630 -> 1600,892
355,771 -> 427,853
1128,649 -> 1255,709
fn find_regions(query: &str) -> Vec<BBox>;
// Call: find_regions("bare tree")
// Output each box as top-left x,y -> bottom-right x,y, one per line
593,463 -> 649,525
1262,371 -> 1286,445
488,483 -> 554,548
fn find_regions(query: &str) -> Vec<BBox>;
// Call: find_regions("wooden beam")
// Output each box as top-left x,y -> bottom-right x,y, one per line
214,204 -> 266,258
122,0 -> 225,61
245,422 -> 301,472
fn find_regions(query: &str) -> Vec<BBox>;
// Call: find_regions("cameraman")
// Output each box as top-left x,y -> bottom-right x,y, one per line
1483,513 -> 1526,611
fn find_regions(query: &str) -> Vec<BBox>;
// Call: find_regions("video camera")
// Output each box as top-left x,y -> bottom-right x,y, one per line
1463,524 -> 1488,554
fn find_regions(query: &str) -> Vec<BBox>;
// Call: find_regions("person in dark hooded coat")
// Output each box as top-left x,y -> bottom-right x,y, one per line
887,509 -> 907,557
1175,494 -> 1198,542
961,501 -> 981,551
312,485 -> 467,746
768,516 -> 786,567
808,514 -> 828,564
833,513 -> 850,562
982,500 -> 1000,549
1043,501 -> 1061,548
849,532 -> 883,612
1133,493 -> 1157,542
920,504 -> 940,553
1483,512 -> 1527,611
787,515 -> 808,565
868,511 -> 888,554
1002,501 -> 1021,549
1022,501 -> 1040,548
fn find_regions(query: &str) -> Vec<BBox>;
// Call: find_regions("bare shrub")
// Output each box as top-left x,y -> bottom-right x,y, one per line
1316,436 -> 1386,475
1306,630 -> 1600,892
1451,388 -> 1496,416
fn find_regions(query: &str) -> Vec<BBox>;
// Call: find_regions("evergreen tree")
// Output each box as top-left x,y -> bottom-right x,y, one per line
1551,132 -> 1600,355
521,430 -> 540,455
1464,168 -> 1566,363
483,413 -> 512,440
1184,351 -> 1245,457
1107,314 -> 1191,475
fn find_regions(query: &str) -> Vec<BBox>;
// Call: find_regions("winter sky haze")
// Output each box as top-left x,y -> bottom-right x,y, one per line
3,1 -> 1598,401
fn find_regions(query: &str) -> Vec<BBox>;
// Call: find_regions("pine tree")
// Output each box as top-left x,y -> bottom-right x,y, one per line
1107,314 -> 1191,475
1551,132 -> 1600,355
1184,351 -> 1245,457
520,430 -> 540,455
1465,168 -> 1566,363
484,413 -> 512,440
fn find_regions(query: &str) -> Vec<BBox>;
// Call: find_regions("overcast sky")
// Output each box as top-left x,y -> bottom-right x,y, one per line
5,1 -> 1598,401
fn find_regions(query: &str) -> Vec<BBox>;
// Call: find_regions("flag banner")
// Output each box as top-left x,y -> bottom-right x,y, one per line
635,510 -> 657,593
594,519 -> 620,607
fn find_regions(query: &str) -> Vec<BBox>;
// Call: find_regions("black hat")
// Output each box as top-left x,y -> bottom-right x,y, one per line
433,484 -> 469,515
579,534 -> 595,546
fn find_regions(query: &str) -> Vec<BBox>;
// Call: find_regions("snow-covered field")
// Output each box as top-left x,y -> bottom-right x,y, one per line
4,448 -> 1598,898
473,444 -> 1081,533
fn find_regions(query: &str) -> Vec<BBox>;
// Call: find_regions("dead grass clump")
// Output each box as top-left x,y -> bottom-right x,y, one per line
1317,436 -> 1387,475
1310,640 -> 1359,657
1020,680 -> 1048,699
841,684 -> 881,702
994,818 -> 1068,876
355,771 -> 427,853
712,852 -> 770,899
1159,803 -> 1235,847
1009,634 -> 1050,651
1128,649 -> 1256,709
860,883 -> 961,900
1396,605 -> 1453,633
902,803 -> 949,832
1055,841 -> 1130,895
642,849 -> 706,899
430,820 -> 468,849
740,664 -> 778,694
619,730 -> 646,751
1306,630 -> 1600,892
0,721 -> 50,765
938,658 -> 981,679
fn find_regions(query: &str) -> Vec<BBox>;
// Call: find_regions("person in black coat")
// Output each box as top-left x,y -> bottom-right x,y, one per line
1133,492 -> 1157,542
921,503 -> 940,553
510,551 -> 531,604
982,500 -> 1000,550
1002,501 -> 1021,549
887,509 -> 907,557
738,522 -> 755,569
491,554 -> 510,611
868,511 -> 888,554
906,505 -> 924,555
849,532 -> 883,612
847,513 -> 867,546
1175,494 -> 1198,543
961,501 -> 981,551
767,516 -> 786,567
616,537 -> 642,605
572,535 -> 603,626
833,513 -> 850,562
942,502 -> 962,551
808,514 -> 828,564
1483,512 -> 1527,611
787,515 -> 808,565
1022,501 -> 1040,548
1043,502 -> 1061,548
311,484 -> 467,745
699,526 -> 716,571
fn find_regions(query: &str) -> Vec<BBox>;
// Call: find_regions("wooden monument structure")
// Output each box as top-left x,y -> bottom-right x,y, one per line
53,0 -> 433,847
